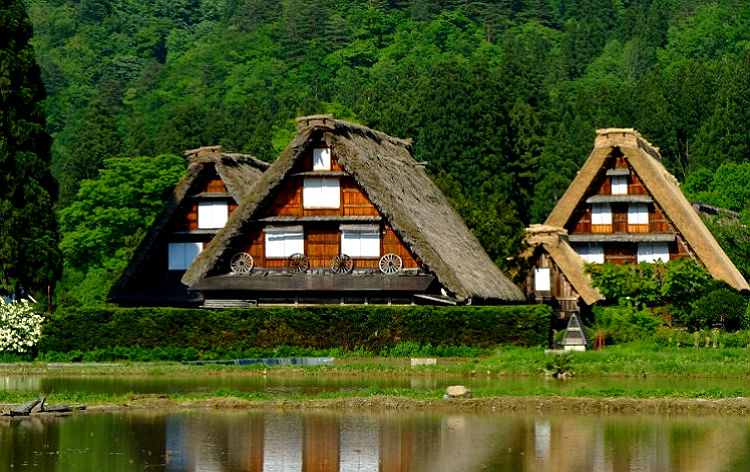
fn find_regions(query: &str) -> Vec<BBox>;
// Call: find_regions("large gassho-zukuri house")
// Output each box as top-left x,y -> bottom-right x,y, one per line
109,147 -> 269,306
523,128 -> 748,317
181,115 -> 523,307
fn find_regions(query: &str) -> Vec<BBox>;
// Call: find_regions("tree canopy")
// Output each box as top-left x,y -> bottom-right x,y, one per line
0,0 -> 61,296
17,0 -> 749,305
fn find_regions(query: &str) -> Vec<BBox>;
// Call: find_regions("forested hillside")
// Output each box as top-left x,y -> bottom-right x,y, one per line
23,0 -> 749,305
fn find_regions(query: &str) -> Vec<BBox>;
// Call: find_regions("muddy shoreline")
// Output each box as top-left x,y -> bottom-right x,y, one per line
71,395 -> 748,416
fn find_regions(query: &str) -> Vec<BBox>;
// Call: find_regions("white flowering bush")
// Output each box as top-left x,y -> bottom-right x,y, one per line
0,298 -> 45,353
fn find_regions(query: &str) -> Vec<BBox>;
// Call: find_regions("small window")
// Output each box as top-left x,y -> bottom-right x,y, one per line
628,203 -> 649,225
591,203 -> 612,225
637,242 -> 669,263
303,178 -> 340,208
265,226 -> 304,258
575,244 -> 604,264
534,268 -> 551,291
197,201 -> 228,229
611,176 -> 628,195
168,242 -> 202,270
313,148 -> 331,171
341,225 -> 380,257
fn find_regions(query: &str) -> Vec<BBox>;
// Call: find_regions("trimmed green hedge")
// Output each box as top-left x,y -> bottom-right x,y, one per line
40,305 -> 552,353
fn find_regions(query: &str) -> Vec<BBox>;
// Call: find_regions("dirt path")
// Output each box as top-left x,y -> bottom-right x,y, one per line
82,395 -> 749,416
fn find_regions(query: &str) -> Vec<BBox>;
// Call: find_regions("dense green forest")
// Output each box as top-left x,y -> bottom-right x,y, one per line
19,0 -> 749,305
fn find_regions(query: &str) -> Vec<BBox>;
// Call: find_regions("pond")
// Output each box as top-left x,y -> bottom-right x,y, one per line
1,409 -> 747,471
1,373 -> 747,397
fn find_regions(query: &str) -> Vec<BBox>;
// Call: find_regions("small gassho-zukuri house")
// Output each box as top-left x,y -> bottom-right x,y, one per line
109,147 -> 270,306
524,128 -> 748,314
521,224 -> 604,324
181,115 -> 523,307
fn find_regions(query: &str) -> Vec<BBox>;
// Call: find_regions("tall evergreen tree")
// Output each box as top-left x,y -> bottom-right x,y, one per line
59,99 -> 123,205
0,0 -> 61,295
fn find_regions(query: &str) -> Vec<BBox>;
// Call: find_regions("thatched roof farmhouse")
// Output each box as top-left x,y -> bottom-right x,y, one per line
182,115 -> 523,306
109,147 -> 269,305
542,128 -> 748,294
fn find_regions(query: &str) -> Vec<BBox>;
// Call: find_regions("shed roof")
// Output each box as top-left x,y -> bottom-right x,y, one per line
522,224 -> 604,305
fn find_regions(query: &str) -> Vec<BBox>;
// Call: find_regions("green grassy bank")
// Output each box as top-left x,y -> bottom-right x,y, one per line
2,343 -> 747,379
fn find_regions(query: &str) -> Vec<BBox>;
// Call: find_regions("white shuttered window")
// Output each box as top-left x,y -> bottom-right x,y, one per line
575,244 -> 604,264
637,242 -> 669,263
611,176 -> 628,194
303,178 -> 340,208
168,242 -> 202,270
534,268 -> 551,291
628,203 -> 649,225
341,225 -> 380,257
591,203 -> 612,225
197,201 -> 228,229
313,148 -> 331,170
265,226 -> 304,258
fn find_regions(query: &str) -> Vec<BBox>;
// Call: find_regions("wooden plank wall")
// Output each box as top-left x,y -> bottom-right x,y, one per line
265,177 -> 380,217
236,148 -> 420,270
524,252 -> 580,319
237,225 -> 419,270
566,156 -> 692,264
172,171 -> 237,231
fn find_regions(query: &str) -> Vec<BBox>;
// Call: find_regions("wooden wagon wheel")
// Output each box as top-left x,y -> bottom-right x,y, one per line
379,253 -> 402,275
288,253 -> 309,272
230,252 -> 254,274
330,254 -> 353,274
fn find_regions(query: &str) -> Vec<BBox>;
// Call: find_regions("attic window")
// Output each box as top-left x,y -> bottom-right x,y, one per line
265,226 -> 304,258
197,201 -> 228,229
303,178 -> 340,208
313,147 -> 331,170
611,176 -> 628,195
534,268 -> 551,291
340,225 -> 380,257
168,242 -> 202,270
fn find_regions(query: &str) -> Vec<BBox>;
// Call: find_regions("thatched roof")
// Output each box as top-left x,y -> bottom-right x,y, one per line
522,224 -> 604,305
182,115 -> 523,302
109,147 -> 269,300
545,128 -> 749,293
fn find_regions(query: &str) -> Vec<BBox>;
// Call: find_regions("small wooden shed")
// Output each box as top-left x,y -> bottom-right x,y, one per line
521,224 -> 604,328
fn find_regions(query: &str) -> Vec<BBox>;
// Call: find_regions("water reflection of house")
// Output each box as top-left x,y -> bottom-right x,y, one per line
157,410 -> 747,472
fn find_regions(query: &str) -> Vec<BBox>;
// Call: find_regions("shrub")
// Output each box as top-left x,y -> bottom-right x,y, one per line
587,259 -> 747,330
0,299 -> 45,353
652,327 -> 750,348
592,303 -> 663,344
39,305 -> 552,355
686,288 -> 748,331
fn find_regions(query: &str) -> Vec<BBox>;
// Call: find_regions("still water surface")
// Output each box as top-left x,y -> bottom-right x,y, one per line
1,409 -> 747,471
0,374 -> 746,396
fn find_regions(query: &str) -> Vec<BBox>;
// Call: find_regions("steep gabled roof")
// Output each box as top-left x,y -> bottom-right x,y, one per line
109,147 -> 269,299
545,128 -> 749,293
183,115 -> 523,302
522,224 -> 604,305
